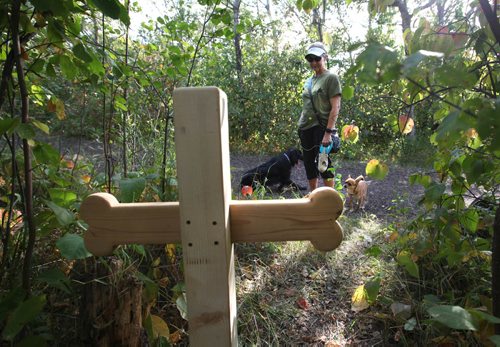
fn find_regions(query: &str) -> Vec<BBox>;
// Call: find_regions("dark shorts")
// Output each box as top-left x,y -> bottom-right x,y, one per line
298,126 -> 334,180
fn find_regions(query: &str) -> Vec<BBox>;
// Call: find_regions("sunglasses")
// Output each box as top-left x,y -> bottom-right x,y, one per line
306,55 -> 322,62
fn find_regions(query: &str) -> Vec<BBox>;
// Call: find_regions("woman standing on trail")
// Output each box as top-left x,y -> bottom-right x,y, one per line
298,42 -> 342,192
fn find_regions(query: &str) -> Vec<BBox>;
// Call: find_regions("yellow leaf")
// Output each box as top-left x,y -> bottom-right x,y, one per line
351,284 -> 370,312
48,97 -> 66,120
165,244 -> 176,263
151,314 -> 170,338
465,128 -> 478,139
152,256 -> 161,267
388,231 -> 399,242
170,329 -> 182,343
398,115 -> 414,134
81,175 -> 91,184
341,124 -> 360,143
365,159 -> 389,180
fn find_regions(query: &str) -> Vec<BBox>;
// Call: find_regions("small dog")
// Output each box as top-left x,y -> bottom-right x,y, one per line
240,148 -> 306,192
344,175 -> 368,210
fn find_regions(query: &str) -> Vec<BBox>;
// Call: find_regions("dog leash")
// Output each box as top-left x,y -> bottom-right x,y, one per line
283,152 -> 291,164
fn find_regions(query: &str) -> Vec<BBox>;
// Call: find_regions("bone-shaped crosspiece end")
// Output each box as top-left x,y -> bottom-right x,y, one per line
80,193 -> 181,256
307,187 -> 343,251
230,186 -> 344,252
80,193 -> 119,256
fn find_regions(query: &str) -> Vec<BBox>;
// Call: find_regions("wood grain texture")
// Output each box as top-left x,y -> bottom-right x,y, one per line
80,193 -> 180,256
173,87 -> 237,346
230,187 -> 343,251
81,186 -> 343,255
80,187 -> 344,255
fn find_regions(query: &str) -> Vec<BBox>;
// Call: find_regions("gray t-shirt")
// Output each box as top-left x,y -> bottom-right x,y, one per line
298,71 -> 342,130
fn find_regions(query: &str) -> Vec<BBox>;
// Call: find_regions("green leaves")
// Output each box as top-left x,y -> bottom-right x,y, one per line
32,142 -> 60,166
342,85 -> 354,100
296,0 -> 321,13
423,182 -> 445,203
355,44 -> 401,85
48,188 -> 77,207
59,55 -> 77,80
368,0 -> 395,13
458,208 -> 479,233
31,0 -> 72,17
476,100 -> 500,152
0,117 -> 20,136
37,268 -> 72,293
2,295 -> 46,341
118,177 -> 146,203
402,50 -> 443,76
72,43 -> 93,63
45,200 -> 75,226
427,305 -> 476,331
434,111 -> 475,148
397,251 -> 419,278
364,276 -> 381,304
365,159 -> 389,180
89,0 -> 130,26
56,234 -> 92,260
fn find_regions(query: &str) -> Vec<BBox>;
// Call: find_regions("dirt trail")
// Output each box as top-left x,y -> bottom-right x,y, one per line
230,153 -> 426,220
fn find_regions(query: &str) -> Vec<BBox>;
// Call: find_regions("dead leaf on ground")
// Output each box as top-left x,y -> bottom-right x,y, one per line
297,297 -> 310,310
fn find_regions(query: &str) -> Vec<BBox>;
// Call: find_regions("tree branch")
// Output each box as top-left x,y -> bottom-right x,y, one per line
413,0 -> 437,14
11,0 -> 36,294
479,0 -> 500,45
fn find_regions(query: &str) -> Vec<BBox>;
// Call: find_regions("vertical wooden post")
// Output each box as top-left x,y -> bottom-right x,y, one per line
173,87 -> 237,346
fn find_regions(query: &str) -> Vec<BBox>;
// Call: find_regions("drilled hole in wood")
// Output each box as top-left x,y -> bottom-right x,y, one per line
188,242 -> 193,247
186,220 -> 191,224
214,241 -> 219,245
212,221 -> 217,225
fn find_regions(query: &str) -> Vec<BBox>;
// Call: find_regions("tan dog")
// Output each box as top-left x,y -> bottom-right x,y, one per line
344,175 -> 368,211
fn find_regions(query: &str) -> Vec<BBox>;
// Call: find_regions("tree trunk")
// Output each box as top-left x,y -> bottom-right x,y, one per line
233,0 -> 243,89
392,0 -> 412,55
12,0 -> 36,294
312,8 -> 323,42
80,259 -> 145,346
436,0 -> 445,26
122,0 -> 130,178
479,0 -> 500,45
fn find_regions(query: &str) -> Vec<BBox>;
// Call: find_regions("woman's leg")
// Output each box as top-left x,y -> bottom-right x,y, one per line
299,127 -> 320,192
308,178 -> 318,191
323,178 -> 334,188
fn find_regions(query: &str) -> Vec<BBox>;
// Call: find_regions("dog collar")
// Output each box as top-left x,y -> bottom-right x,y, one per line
283,153 -> 291,164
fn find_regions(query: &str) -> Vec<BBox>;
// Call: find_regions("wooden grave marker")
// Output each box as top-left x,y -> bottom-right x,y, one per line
80,87 -> 344,346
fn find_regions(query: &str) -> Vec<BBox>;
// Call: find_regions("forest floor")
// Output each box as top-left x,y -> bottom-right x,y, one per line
229,153 -> 425,346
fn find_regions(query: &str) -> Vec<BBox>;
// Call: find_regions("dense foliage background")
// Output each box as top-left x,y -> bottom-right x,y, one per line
0,0 -> 498,345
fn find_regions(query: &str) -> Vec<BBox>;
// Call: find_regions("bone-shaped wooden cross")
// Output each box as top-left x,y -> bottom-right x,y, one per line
81,187 -> 343,256
79,88 -> 343,346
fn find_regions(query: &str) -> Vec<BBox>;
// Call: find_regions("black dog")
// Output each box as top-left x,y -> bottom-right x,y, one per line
240,148 -> 306,191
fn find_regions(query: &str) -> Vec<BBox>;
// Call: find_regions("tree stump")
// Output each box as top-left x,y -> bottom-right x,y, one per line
80,259 -> 144,346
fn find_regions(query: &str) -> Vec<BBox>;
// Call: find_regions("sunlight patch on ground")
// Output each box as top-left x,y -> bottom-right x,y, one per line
235,212 -> 393,345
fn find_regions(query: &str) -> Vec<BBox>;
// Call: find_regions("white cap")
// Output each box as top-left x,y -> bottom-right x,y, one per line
306,45 -> 326,57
